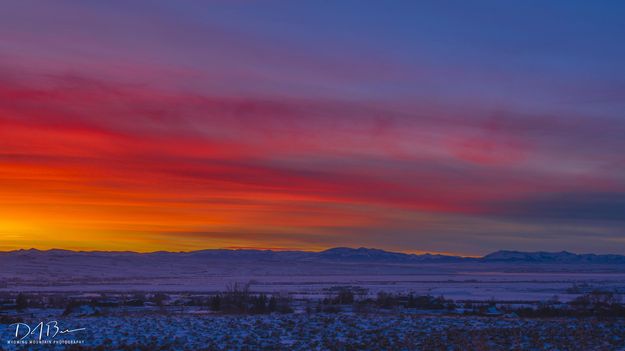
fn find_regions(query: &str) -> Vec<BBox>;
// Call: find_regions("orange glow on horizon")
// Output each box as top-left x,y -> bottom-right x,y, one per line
1,11 -> 624,257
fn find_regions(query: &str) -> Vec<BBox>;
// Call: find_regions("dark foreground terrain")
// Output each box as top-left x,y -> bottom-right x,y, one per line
2,313 -> 625,351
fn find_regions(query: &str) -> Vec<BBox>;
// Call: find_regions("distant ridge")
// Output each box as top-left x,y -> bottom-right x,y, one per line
315,247 -> 467,263
2,247 -> 624,264
482,250 -> 625,264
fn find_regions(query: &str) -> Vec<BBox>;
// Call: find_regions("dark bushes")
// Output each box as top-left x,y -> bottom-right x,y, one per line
208,283 -> 293,314
513,291 -> 625,318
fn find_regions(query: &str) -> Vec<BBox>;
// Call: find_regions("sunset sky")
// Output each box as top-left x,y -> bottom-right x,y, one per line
1,1 -> 624,255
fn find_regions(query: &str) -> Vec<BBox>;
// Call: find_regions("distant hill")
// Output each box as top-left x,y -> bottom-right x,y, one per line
315,247 -> 467,263
482,250 -> 625,264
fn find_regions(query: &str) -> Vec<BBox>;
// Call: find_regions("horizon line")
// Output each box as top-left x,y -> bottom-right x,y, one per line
0,246 -> 618,258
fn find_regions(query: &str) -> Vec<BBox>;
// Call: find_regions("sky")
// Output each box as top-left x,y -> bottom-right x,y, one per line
1,1 -> 624,255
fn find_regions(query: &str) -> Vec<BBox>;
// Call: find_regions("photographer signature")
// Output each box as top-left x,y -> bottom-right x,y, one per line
9,321 -> 86,341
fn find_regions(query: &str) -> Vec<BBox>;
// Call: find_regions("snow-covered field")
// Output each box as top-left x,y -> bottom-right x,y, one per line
2,313 -> 625,351
3,271 -> 625,302
3,248 -> 625,301
2,249 -> 625,350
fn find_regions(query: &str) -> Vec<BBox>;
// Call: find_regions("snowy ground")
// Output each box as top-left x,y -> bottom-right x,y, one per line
2,313 -> 624,351
3,249 -> 625,302
4,272 -> 625,302
3,250 -> 625,350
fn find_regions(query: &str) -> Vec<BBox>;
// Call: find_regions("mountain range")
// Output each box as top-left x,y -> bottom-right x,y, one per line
3,246 -> 625,264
